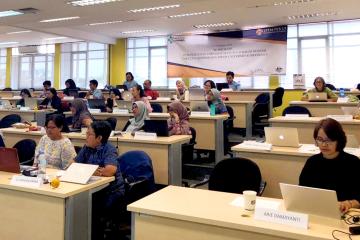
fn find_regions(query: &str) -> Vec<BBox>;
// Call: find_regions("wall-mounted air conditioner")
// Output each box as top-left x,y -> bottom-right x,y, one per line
18,45 -> 40,55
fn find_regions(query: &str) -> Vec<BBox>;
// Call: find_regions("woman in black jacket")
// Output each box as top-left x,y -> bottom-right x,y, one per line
40,88 -> 62,113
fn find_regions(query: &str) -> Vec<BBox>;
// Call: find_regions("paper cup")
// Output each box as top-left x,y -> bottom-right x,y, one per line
243,190 -> 257,211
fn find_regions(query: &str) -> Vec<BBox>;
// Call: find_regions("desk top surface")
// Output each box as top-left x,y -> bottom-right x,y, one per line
270,116 -> 360,124
128,186 -> 354,240
0,168 -> 114,198
290,101 -> 358,106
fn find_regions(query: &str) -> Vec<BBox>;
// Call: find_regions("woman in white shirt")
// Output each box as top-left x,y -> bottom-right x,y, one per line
33,114 -> 77,170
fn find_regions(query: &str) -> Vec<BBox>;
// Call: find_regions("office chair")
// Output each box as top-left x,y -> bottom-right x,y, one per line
182,127 -> 197,163
282,106 -> 312,116
326,83 -> 336,90
78,92 -> 87,98
192,157 -> 266,196
0,114 -> 21,128
106,117 -> 117,130
150,103 -> 163,113
13,139 -> 36,166
272,87 -> 285,108
0,135 -> 5,148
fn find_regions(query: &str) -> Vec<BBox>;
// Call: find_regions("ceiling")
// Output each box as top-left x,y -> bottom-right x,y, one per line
0,0 -> 359,46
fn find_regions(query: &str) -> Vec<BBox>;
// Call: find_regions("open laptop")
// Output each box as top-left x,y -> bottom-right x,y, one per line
1,100 -> 13,109
115,100 -> 133,112
264,127 -> 300,147
25,98 -> 38,110
280,183 -> 341,220
216,83 -> 229,91
60,163 -> 98,184
144,119 -> 169,137
308,92 -> 327,102
189,88 -> 205,101
116,85 -> 128,91
190,101 -> 210,112
88,99 -> 106,112
0,148 -> 20,173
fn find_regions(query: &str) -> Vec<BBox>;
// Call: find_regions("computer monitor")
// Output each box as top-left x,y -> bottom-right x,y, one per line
216,83 -> 229,91
144,120 -> 169,137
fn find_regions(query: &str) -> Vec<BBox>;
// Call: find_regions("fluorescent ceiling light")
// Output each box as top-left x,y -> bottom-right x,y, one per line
89,20 -> 123,26
168,11 -> 212,18
43,37 -> 68,41
68,0 -> 123,6
128,4 -> 180,13
40,16 -> 80,23
0,10 -> 23,18
0,41 -> 18,45
6,30 -> 32,35
274,0 -> 314,6
288,11 -> 337,20
121,29 -> 154,34
193,22 -> 235,28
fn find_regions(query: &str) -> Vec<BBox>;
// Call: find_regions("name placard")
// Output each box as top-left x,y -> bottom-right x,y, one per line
20,107 -> 30,111
285,114 -> 310,118
191,111 -> 211,117
337,97 -> 349,103
10,175 -> 42,188
63,96 -> 74,100
89,108 -> 101,113
254,208 -> 308,229
327,115 -> 353,121
134,131 -> 157,140
113,108 -> 129,114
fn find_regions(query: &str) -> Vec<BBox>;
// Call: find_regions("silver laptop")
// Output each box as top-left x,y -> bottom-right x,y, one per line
280,183 -> 341,219
308,92 -> 327,102
25,98 -> 38,109
265,127 -> 300,147
115,100 -> 133,112
189,88 -> 205,101
190,101 -> 210,112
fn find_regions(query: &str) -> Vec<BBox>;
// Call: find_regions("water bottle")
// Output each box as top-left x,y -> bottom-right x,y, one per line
210,104 -> 216,116
339,88 -> 345,98
38,150 -> 47,182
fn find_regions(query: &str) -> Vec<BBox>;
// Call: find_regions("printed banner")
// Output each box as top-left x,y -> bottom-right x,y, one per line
167,26 -> 287,78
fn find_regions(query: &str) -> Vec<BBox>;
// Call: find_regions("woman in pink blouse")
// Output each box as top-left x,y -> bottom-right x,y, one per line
167,101 -> 191,136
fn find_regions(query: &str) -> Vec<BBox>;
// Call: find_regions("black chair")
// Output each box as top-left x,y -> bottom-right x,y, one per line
192,157 -> 266,196
78,92 -> 87,98
357,83 -> 360,91
0,135 -> 5,148
252,93 -> 271,136
225,105 -> 235,130
282,106 -> 312,116
106,117 -> 117,131
3,88 -> 12,91
272,87 -> 285,108
182,127 -> 197,163
13,139 -> 36,166
0,114 -> 21,128
150,103 -> 163,113
326,83 -> 336,90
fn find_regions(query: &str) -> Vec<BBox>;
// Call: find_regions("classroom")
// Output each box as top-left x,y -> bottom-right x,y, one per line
0,1 -> 360,240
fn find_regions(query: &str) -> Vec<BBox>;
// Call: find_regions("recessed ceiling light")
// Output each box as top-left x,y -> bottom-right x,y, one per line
168,11 -> 212,18
288,11 -> 337,20
43,37 -> 68,41
0,41 -> 18,45
6,30 -> 32,35
121,30 -> 154,34
68,0 -> 123,6
274,0 -> 315,6
40,16 -> 80,23
0,10 -> 23,18
193,22 -> 235,29
128,4 -> 180,13
88,20 -> 123,26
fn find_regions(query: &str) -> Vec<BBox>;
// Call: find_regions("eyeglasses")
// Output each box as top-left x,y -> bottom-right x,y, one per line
315,137 -> 336,146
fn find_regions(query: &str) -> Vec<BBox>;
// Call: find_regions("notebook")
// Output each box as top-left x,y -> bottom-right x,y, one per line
60,163 -> 98,184
264,127 -> 300,147
308,92 -> 327,102
0,148 -> 20,173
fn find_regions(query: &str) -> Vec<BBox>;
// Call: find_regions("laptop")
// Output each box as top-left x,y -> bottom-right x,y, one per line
189,88 -> 205,101
216,83 -> 229,91
190,101 -> 210,112
1,100 -> 12,109
25,98 -> 38,110
308,92 -> 327,102
264,127 -> 300,147
0,148 -> 20,173
115,100 -> 133,112
60,163 -> 98,184
280,183 -> 341,219
144,119 -> 169,137
88,99 -> 106,112
116,85 -> 128,91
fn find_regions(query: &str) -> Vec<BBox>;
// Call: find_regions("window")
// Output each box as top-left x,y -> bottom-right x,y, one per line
0,49 -> 7,89
127,37 -> 167,87
61,42 -> 108,89
11,45 -> 54,89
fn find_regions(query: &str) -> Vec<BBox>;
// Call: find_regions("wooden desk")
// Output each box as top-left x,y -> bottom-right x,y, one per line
270,116 -> 360,144
1,97 -> 44,105
231,144 -> 360,198
0,168 -> 114,240
289,101 -> 358,117
1,128 -> 190,185
128,186 -> 356,240
64,112 -> 227,163
0,109 -> 50,122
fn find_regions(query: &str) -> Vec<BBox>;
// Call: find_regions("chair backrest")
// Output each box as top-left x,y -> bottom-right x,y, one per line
255,93 -> 270,104
0,135 -> 5,148
208,157 -> 262,194
189,127 -> 196,144
78,92 -> 87,98
0,114 -> 21,128
272,87 -> 285,108
357,83 -> 360,90
150,103 -> 163,113
225,105 -> 235,129
13,139 -> 36,165
252,103 -> 269,123
282,106 -> 312,116
326,83 -> 336,90
3,88 -> 12,91
106,117 -> 117,130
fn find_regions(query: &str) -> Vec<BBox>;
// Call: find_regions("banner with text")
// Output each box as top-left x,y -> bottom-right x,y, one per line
167,26 -> 287,78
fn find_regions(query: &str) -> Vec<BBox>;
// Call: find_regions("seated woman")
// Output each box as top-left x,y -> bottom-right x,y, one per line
175,80 -> 189,101
131,84 -> 153,113
206,89 -> 228,114
63,78 -> 80,96
167,101 -> 191,135
106,88 -> 122,112
301,77 -> 338,102
70,99 -> 94,129
124,101 -> 149,133
33,114 -> 76,169
299,118 -> 360,212
40,88 -> 62,113
16,89 -> 32,107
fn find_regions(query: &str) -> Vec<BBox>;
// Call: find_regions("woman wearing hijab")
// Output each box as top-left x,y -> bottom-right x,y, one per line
167,101 -> 191,135
124,101 -> 149,133
175,80 -> 189,101
70,99 -> 94,129
207,89 -> 228,114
